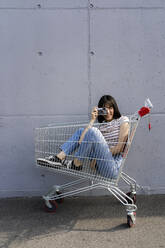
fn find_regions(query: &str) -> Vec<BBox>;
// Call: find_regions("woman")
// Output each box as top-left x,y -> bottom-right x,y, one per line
39,95 -> 129,179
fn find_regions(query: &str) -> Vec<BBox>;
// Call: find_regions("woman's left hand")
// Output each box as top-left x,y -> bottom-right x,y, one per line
110,122 -> 129,155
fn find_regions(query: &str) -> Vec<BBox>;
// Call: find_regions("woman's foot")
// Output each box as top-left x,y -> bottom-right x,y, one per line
37,155 -> 83,171
47,155 -> 62,164
70,160 -> 83,171
90,159 -> 97,170
37,155 -> 62,167
56,151 -> 66,161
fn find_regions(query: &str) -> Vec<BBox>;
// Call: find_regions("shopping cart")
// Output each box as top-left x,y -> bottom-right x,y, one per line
35,99 -> 153,227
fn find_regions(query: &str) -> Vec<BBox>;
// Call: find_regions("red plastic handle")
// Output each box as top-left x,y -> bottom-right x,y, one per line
138,107 -> 150,117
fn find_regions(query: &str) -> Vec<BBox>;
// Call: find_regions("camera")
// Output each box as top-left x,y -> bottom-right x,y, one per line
97,107 -> 108,115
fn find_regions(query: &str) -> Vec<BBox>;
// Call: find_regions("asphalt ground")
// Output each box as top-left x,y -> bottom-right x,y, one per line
0,195 -> 165,248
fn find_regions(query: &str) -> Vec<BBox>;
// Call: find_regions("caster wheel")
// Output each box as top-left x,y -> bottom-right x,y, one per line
127,212 -> 136,228
56,191 -> 64,204
44,200 -> 57,213
126,192 -> 136,204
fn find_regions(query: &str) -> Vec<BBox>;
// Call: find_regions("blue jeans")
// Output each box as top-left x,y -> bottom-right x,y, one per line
61,127 -> 123,179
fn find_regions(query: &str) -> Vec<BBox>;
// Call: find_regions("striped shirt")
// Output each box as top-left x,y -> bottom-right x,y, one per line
99,116 -> 129,147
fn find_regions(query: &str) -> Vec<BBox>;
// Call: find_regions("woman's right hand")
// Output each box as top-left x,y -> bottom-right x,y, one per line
91,107 -> 98,122
79,107 -> 98,144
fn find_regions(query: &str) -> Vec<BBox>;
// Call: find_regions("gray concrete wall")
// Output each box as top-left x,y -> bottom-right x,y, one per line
0,0 -> 165,197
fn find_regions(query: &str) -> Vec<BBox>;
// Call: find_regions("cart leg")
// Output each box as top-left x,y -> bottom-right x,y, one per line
127,211 -> 136,228
108,186 -> 137,228
44,199 -> 58,213
126,191 -> 136,204
42,185 -> 63,212
42,178 -> 90,210
121,172 -> 137,204
125,190 -> 137,227
43,185 -> 63,200
55,188 -> 64,204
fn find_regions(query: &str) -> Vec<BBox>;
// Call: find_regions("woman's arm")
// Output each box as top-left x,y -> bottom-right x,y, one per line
79,107 -> 98,144
110,122 -> 129,155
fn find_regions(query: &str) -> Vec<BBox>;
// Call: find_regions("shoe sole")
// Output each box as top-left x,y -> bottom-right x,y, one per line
37,158 -> 62,168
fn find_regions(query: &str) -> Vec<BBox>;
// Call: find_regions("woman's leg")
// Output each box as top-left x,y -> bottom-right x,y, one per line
59,128 -> 84,157
74,127 -> 98,161
94,144 -> 123,179
74,127 -> 108,164
39,128 -> 85,166
74,127 -> 122,178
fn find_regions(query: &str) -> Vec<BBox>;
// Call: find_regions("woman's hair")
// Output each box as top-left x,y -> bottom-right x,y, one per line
97,95 -> 121,123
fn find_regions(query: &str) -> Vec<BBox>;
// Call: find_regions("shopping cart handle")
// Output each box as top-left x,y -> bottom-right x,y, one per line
138,98 -> 153,117
144,98 -> 153,109
138,107 -> 150,117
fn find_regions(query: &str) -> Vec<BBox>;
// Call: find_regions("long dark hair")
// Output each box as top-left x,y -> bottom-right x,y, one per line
97,95 -> 121,123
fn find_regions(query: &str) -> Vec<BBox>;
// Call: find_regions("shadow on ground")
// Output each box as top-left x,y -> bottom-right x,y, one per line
0,195 -> 165,248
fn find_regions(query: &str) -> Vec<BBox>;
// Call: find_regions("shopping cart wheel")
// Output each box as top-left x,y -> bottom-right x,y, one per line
127,212 -> 136,228
44,200 -> 58,213
126,192 -> 136,204
56,191 -> 64,204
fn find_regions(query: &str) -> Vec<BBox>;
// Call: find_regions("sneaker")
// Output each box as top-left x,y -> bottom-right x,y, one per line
62,159 -> 72,169
37,155 -> 62,167
70,160 -> 83,171
46,156 -> 73,169
37,158 -> 51,167
46,155 -> 62,165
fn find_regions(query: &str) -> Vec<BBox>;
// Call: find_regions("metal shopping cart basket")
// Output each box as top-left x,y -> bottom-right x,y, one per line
35,99 -> 153,227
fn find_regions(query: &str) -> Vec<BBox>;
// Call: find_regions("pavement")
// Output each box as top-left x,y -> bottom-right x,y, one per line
0,195 -> 165,248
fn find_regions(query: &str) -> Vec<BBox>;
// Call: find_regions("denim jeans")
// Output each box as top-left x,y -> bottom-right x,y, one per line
61,127 -> 123,179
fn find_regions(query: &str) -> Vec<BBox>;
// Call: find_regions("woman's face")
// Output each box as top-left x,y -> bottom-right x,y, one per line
104,104 -> 114,122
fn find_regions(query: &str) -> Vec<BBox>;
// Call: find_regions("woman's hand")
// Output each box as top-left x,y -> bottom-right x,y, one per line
79,107 -> 98,144
91,107 -> 98,122
110,122 -> 129,155
110,146 -> 116,156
